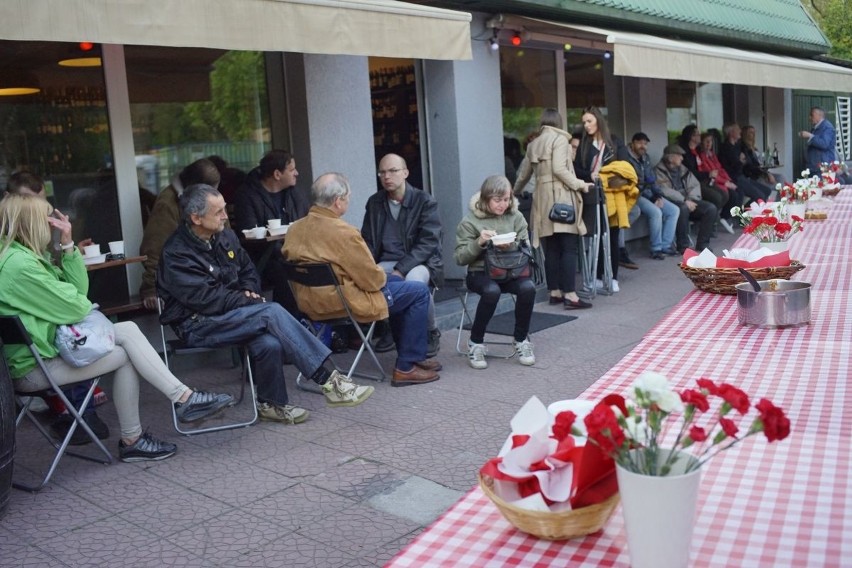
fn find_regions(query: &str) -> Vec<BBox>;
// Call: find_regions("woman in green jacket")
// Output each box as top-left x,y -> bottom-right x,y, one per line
0,195 -> 232,462
455,175 -> 536,371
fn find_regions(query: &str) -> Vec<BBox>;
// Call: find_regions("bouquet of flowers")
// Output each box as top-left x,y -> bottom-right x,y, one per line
730,200 -> 804,243
819,161 -> 842,183
777,170 -> 820,202
570,371 -> 790,475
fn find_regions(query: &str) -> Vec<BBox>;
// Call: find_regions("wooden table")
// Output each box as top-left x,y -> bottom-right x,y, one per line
85,255 -> 146,272
388,188 -> 851,567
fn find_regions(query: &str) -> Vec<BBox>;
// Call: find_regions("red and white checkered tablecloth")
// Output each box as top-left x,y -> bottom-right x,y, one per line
388,190 -> 852,567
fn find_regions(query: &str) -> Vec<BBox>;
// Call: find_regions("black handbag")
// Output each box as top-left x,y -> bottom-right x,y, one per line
548,202 -> 576,224
484,241 -> 534,282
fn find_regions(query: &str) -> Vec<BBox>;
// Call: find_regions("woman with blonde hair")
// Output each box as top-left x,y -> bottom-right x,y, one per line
0,194 -> 233,462
455,175 -> 536,370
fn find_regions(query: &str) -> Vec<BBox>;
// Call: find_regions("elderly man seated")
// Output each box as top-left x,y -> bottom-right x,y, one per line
282,172 -> 440,387
157,184 -> 374,425
655,144 -> 717,253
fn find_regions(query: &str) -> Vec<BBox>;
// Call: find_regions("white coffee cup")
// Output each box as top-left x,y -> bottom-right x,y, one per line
251,227 -> 267,239
83,244 -> 101,257
267,219 -> 282,229
108,240 -> 125,255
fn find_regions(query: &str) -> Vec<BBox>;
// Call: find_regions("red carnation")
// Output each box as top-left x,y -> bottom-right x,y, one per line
689,425 -> 708,442
718,383 -> 750,414
763,216 -> 778,226
680,389 -> 710,412
551,411 -> 576,442
720,417 -> 739,438
791,215 -> 804,223
584,403 -> 625,455
696,377 -> 719,395
756,398 -> 791,442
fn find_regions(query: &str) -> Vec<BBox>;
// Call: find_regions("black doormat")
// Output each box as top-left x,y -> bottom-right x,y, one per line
463,311 -> 577,336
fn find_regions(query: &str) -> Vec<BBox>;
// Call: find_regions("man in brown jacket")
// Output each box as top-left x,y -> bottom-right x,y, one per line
282,172 -> 440,387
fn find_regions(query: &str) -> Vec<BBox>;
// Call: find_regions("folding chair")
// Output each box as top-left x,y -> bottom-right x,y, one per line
280,261 -> 387,394
0,315 -> 112,492
157,301 -> 257,436
454,287 -> 522,359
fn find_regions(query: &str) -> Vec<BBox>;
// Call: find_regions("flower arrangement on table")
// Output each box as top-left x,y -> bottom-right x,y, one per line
818,161 -> 845,197
575,371 -> 791,475
819,161 -> 842,184
776,170 -> 821,203
730,200 -> 804,244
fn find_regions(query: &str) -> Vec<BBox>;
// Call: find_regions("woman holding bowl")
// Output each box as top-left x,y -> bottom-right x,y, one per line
455,175 -> 536,370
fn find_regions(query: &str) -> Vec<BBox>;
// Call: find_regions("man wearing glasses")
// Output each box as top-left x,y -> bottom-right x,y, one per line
361,153 -> 443,358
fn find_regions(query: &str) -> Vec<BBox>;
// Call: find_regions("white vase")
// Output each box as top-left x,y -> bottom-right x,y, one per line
758,240 -> 789,252
616,450 -> 701,568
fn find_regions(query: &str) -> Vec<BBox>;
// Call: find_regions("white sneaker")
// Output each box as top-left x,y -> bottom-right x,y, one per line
595,278 -> 619,293
322,370 -> 374,407
468,341 -> 488,370
719,218 -> 735,234
514,339 -> 536,366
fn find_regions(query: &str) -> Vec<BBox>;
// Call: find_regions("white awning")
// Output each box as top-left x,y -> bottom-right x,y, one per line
0,0 -> 472,60
524,18 -> 852,91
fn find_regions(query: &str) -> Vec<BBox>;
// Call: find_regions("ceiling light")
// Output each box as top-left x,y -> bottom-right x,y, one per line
0,71 -> 41,96
58,57 -> 102,67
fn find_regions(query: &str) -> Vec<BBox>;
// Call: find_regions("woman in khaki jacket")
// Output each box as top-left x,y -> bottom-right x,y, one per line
513,109 -> 593,309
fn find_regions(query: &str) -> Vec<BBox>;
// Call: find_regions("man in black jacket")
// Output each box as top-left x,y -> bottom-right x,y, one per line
158,184 -> 373,425
234,150 -> 310,315
362,153 -> 444,357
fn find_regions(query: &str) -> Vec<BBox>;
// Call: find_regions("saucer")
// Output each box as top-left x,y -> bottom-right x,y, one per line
83,253 -> 107,266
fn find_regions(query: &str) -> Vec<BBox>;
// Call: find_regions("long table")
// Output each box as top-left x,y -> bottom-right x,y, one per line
388,190 -> 852,567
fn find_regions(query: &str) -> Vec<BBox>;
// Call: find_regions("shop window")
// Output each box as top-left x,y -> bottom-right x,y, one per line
369,57 -> 423,190
666,80 -> 697,143
126,46 -> 271,209
500,46 -> 558,146
0,40 -> 118,245
564,53 -> 606,134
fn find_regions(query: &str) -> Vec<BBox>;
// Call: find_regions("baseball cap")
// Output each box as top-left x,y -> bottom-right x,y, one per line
632,132 -> 650,143
663,144 -> 685,156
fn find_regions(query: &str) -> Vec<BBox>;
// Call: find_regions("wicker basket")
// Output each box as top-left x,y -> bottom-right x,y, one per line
479,474 -> 619,540
679,261 -> 805,295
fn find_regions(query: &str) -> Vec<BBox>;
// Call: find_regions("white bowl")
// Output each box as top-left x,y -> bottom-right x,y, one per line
268,225 -> 289,237
490,232 -> 517,246
83,253 -> 107,266
242,228 -> 267,239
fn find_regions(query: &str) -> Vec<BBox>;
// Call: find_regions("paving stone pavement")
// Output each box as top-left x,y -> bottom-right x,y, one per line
2,233 -> 738,567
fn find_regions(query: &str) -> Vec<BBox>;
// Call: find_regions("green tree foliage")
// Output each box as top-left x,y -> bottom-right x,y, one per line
803,0 -> 852,61
185,51 -> 268,141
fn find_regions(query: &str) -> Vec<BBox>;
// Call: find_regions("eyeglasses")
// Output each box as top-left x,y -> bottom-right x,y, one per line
377,168 -> 404,177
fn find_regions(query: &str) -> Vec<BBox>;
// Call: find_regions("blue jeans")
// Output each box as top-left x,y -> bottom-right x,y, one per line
176,303 -> 331,406
635,196 -> 680,253
384,277 -> 430,368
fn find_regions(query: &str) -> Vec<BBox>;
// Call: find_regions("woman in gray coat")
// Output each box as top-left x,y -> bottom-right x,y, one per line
514,109 -> 593,309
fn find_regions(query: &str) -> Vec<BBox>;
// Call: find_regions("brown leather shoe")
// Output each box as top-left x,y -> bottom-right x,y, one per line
392,366 -> 440,387
414,358 -> 443,372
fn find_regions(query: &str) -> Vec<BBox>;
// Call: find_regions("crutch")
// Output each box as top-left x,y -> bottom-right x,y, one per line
582,179 -> 613,297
